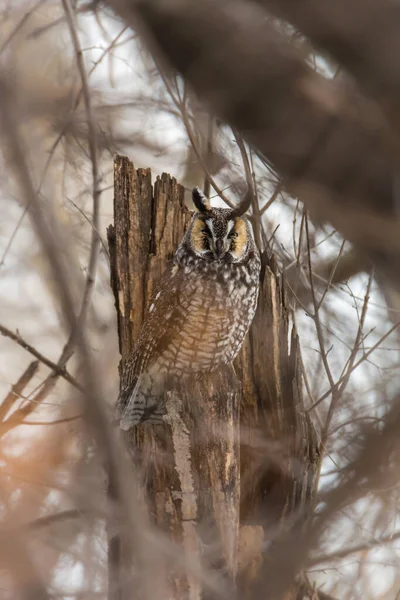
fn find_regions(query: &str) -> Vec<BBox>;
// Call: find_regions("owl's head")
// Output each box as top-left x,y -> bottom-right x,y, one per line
186,188 -> 253,263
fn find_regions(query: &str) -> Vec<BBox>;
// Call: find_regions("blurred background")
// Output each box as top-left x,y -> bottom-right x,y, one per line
0,1 -> 400,598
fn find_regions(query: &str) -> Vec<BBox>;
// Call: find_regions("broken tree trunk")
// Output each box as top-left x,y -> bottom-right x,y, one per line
108,155 -> 318,600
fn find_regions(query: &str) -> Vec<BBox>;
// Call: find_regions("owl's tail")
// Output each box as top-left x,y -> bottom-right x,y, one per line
117,373 -> 165,430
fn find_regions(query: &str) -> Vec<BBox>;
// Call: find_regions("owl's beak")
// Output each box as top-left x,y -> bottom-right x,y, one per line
214,239 -> 226,259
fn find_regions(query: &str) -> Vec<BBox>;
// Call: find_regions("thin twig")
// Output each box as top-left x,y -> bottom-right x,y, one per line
158,70 -> 235,207
305,212 -> 342,502
305,213 -> 336,392
335,273 -> 373,399
0,205 -> 29,267
317,240 -> 346,310
20,415 -> 83,426
68,197 -> 110,262
62,0 -> 102,339
203,114 -> 214,199
309,528 -> 400,567
0,324 -> 82,391
308,320 -> 400,413
26,509 -> 88,530
28,2 -> 98,38
259,180 -> 283,215
291,205 -> 306,306
312,275 -> 373,498
0,361 -> 39,422
320,268 -> 372,443
233,129 -> 264,246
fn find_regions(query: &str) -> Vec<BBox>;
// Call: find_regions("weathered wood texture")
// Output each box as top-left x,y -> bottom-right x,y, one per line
237,256 -> 317,527
108,155 -> 318,599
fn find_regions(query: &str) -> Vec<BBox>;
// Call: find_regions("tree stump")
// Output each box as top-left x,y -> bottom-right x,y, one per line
108,155 -> 318,600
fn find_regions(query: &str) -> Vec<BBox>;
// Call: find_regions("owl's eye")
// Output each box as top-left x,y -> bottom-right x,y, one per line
229,231 -> 239,239
201,229 -> 210,247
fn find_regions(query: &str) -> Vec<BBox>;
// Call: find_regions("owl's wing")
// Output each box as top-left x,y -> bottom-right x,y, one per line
117,261 -> 185,408
117,260 -> 198,427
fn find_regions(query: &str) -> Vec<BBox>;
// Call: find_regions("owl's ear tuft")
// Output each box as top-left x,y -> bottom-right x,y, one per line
192,188 -> 211,213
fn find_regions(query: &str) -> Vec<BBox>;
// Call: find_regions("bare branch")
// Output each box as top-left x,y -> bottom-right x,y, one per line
0,324 -> 82,391
309,528 -> 400,567
309,319 -> 400,413
0,360 -> 39,422
232,130 -> 264,246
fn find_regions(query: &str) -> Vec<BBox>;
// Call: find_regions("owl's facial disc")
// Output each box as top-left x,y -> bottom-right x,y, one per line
190,210 -> 248,262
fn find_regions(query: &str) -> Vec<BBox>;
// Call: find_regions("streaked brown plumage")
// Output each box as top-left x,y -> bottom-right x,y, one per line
117,188 -> 261,429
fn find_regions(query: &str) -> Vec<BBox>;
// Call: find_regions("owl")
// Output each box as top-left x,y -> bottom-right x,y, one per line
117,188 -> 261,429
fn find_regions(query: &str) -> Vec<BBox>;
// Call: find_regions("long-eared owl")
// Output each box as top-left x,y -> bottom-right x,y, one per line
117,188 -> 261,429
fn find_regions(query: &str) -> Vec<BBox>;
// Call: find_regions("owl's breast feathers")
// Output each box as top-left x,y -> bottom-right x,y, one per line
117,247 -> 260,427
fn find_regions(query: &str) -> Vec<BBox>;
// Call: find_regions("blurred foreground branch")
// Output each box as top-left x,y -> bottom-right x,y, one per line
0,324 -> 82,391
106,0 -> 400,289
0,360 -> 39,422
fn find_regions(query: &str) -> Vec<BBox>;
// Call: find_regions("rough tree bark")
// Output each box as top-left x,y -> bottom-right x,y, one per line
108,155 -> 318,600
